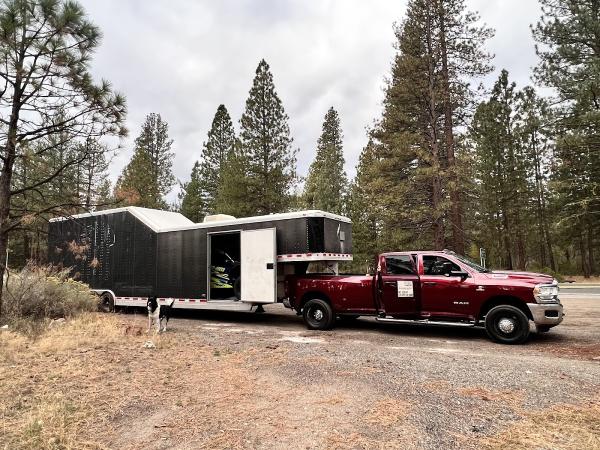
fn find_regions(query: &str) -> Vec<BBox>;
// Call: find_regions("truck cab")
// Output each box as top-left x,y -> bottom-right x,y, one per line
285,250 -> 564,344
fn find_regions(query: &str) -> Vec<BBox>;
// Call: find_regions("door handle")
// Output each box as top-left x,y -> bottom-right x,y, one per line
384,281 -> 396,286
266,263 -> 274,270
423,281 -> 437,286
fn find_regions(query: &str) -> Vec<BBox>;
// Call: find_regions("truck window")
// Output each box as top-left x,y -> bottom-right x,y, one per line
385,255 -> 415,275
423,255 -> 460,276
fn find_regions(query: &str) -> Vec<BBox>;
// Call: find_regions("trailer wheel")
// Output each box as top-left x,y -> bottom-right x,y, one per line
484,305 -> 530,344
303,299 -> 335,330
99,292 -> 115,313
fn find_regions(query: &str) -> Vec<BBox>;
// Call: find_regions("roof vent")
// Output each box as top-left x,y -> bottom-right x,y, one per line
203,214 -> 236,223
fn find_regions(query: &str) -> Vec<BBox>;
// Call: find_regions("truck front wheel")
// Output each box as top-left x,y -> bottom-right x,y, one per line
484,305 -> 530,344
303,299 -> 335,330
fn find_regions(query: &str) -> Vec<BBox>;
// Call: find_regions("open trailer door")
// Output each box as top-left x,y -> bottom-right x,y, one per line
240,228 -> 277,303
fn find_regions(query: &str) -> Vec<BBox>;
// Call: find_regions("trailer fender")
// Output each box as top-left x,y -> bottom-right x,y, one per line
94,290 -> 116,313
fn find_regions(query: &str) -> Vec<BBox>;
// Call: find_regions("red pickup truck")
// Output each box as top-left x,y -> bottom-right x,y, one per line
284,250 -> 564,344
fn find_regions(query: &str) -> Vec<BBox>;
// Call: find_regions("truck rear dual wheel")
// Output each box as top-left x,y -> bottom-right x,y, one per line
303,299 -> 335,330
484,305 -> 530,344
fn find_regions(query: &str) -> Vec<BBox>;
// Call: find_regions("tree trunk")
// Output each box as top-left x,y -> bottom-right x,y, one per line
438,1 -> 464,254
425,7 -> 445,250
579,228 -> 590,278
588,222 -> 596,275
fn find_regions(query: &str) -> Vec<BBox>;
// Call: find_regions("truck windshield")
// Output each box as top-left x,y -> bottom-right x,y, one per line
452,253 -> 491,273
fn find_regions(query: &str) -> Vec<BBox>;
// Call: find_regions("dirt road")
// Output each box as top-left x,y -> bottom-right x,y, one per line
1,296 -> 599,449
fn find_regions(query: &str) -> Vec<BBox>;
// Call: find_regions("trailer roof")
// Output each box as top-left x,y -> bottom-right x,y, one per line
49,207 -> 194,232
50,207 -> 351,232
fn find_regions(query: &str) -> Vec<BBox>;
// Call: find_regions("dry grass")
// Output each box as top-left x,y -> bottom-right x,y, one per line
0,313 -> 372,449
364,398 -> 410,426
539,343 -> 600,361
458,387 -> 525,410
481,398 -> 600,450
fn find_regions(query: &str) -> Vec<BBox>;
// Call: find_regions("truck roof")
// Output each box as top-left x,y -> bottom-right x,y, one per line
381,250 -> 453,256
50,207 -> 351,233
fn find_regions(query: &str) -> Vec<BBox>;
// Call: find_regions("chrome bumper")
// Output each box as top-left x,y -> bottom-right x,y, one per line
527,302 -> 564,327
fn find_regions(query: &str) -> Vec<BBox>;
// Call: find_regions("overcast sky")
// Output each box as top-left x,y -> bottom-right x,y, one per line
79,0 -> 543,202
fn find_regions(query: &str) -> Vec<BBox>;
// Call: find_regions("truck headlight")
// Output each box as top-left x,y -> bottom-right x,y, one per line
533,284 -> 559,303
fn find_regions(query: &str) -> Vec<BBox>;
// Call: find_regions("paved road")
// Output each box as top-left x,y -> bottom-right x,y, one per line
559,284 -> 600,297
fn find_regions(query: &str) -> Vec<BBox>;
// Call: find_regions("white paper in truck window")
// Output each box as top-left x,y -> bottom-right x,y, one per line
397,281 -> 414,298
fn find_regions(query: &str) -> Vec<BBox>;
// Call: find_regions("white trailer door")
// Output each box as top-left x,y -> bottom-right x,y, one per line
241,228 -> 277,303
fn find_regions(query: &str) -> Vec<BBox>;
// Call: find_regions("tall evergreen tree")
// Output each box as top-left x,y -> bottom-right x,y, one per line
239,59 -> 297,215
437,0 -> 494,254
353,0 -> 493,255
179,105 -> 235,221
347,139 -> 381,272
0,0 -> 126,314
215,147 -> 254,218
471,71 -> 530,270
199,105 -> 236,214
116,113 -> 175,209
533,0 -> 600,276
303,107 -> 347,214
179,162 -> 204,222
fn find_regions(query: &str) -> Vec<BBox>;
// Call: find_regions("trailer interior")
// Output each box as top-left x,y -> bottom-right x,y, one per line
208,231 -> 241,301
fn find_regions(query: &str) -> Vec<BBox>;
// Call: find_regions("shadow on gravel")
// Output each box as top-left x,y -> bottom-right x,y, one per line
114,305 -> 569,345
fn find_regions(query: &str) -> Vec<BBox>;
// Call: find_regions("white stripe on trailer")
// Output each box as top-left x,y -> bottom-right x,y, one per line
276,252 -> 353,262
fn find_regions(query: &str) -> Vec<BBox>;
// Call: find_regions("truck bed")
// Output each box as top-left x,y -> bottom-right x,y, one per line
285,273 -> 377,314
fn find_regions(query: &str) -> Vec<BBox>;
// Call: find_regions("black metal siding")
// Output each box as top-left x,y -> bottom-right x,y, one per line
49,212 -> 352,300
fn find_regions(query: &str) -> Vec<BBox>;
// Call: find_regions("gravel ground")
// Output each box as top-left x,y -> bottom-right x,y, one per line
3,296 -> 597,449
143,295 -> 599,449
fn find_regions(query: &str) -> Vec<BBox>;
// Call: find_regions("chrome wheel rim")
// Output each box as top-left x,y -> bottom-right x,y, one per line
313,309 -> 324,321
498,317 -> 516,334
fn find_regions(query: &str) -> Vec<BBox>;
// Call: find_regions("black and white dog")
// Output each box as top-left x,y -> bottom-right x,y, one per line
147,297 -> 175,333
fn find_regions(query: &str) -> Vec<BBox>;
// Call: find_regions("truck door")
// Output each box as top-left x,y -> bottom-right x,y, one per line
240,228 -> 277,303
419,254 -> 475,318
379,255 -> 419,317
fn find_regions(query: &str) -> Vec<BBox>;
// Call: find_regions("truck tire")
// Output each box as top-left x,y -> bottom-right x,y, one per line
303,299 -> 335,330
484,305 -> 530,344
99,292 -> 115,313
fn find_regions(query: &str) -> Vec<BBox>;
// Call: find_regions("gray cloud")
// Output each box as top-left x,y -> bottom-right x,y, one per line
79,0 -> 542,202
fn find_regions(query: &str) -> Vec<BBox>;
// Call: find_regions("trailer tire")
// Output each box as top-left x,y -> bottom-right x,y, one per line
303,299 -> 335,330
99,292 -> 115,313
485,305 -> 530,344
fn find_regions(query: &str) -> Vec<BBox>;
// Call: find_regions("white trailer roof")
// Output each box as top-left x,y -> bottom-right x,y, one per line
50,207 -> 351,233
49,207 -> 194,232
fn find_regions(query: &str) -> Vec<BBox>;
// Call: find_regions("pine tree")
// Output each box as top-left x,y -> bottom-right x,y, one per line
239,59 -> 298,215
533,0 -> 600,276
215,147 -> 254,217
116,113 -> 175,209
517,87 -> 556,271
303,107 -> 347,214
347,140 -> 381,272
437,0 -> 494,254
198,105 -> 236,215
179,162 -> 204,222
368,1 -> 448,250
471,70 -> 530,270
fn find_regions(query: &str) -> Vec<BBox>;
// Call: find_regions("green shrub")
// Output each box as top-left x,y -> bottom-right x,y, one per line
1,264 -> 97,335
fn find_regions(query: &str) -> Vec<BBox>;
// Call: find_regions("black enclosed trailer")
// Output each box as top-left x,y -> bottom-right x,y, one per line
48,207 -> 352,312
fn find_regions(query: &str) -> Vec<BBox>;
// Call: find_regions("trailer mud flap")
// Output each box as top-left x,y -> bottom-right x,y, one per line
240,228 -> 277,303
